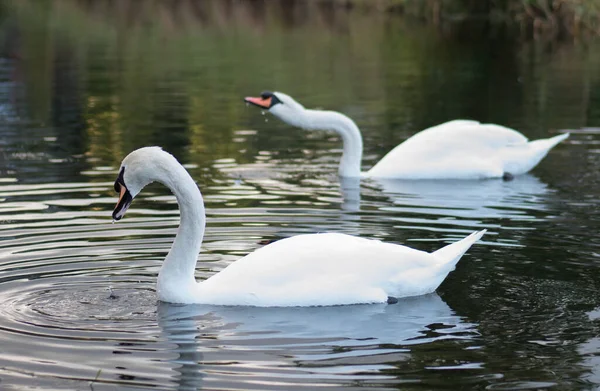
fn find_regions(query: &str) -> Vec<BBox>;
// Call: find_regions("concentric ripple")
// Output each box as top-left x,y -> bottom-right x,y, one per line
0,176 -> 493,390
0,128 -> 588,390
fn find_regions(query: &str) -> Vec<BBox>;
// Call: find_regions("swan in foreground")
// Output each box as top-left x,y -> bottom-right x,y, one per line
245,91 -> 569,179
112,147 -> 486,306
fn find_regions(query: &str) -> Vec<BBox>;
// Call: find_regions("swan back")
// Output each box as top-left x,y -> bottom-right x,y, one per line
406,120 -> 529,148
195,230 -> 486,306
367,120 -> 568,179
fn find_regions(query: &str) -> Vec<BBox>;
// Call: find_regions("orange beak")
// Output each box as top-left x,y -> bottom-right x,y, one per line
116,184 -> 127,208
244,96 -> 272,109
112,182 -> 133,221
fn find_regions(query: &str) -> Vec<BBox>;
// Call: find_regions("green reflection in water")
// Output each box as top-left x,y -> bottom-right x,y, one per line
0,1 -> 600,390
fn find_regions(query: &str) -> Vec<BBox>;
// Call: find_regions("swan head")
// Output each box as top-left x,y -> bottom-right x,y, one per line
112,147 -> 177,221
244,91 -> 306,126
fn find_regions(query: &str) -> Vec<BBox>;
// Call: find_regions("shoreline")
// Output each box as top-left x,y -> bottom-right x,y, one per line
317,0 -> 600,39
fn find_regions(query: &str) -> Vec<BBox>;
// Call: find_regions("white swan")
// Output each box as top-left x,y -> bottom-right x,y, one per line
245,91 -> 569,179
112,147 -> 486,306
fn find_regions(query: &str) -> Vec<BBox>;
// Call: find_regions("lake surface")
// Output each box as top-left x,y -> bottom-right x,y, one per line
0,1 -> 599,390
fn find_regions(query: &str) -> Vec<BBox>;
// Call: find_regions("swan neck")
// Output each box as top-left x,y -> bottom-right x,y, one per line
157,163 -> 205,295
284,109 -> 363,178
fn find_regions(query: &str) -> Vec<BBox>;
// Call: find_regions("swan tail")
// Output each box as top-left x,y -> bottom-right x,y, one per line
530,133 -> 570,153
432,229 -> 486,272
503,133 -> 569,175
521,133 -> 569,173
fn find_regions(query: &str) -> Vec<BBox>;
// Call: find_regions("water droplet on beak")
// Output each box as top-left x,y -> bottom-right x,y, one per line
261,111 -> 266,115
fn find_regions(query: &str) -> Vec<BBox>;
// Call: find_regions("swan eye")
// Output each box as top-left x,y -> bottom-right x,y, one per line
261,91 -> 273,99
259,91 -> 282,106
114,181 -> 121,193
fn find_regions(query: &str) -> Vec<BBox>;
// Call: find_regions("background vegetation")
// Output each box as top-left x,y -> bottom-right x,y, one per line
339,0 -> 600,38
0,0 -> 597,179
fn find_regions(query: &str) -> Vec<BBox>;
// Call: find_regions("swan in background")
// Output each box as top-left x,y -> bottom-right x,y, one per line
244,91 -> 569,180
112,147 -> 485,306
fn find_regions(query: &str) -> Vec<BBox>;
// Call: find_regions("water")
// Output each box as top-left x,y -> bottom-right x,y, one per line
0,1 -> 599,389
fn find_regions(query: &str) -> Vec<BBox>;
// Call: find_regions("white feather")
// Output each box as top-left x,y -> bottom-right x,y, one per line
265,93 -> 569,179
116,147 -> 486,307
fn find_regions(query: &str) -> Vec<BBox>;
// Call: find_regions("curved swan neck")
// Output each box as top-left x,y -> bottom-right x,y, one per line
156,161 -> 205,295
277,109 -> 364,178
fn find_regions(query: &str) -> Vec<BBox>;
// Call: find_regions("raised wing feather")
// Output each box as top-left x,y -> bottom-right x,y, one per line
367,120 -> 530,179
199,233 -> 439,306
410,120 -> 528,147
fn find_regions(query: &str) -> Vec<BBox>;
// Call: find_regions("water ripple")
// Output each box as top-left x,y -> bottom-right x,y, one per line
0,177 -> 491,390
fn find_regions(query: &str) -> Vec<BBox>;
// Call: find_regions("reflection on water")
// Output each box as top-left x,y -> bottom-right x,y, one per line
0,0 -> 599,390
367,175 -> 552,236
157,294 -> 475,390
580,309 -> 600,387
159,293 -> 467,343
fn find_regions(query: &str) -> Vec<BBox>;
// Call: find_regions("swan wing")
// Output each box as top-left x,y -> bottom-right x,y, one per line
408,120 -> 528,147
199,233 -> 428,306
366,120 -> 559,179
197,231 -> 483,306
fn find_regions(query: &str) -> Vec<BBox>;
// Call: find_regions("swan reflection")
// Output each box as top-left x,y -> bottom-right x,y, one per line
579,308 -> 600,385
358,174 -> 551,221
157,294 -> 477,389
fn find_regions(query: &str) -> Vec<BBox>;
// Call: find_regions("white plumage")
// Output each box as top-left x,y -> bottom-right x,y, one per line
368,120 -> 568,179
246,92 -> 569,179
196,230 -> 484,306
113,147 -> 485,307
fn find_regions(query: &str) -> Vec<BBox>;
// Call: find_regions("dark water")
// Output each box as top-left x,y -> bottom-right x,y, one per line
0,1 -> 599,390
